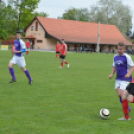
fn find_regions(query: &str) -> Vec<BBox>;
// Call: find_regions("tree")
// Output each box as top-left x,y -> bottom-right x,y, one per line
131,32 -> 134,39
33,11 -> 48,18
0,0 -> 48,39
0,1 -> 7,39
7,0 -> 41,31
89,0 -> 133,36
58,7 -> 90,21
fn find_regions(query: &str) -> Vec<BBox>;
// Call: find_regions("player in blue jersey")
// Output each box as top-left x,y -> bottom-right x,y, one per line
8,31 -> 32,85
118,42 -> 134,120
109,42 -> 134,120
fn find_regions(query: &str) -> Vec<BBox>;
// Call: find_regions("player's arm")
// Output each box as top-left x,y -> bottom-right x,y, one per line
20,39 -> 26,53
13,49 -> 26,53
13,39 -> 26,53
125,55 -> 134,78
109,67 -> 116,79
125,66 -> 134,78
65,44 -> 67,55
109,57 -> 116,79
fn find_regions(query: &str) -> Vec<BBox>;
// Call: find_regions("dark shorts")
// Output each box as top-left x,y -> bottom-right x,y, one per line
60,55 -> 66,59
126,83 -> 134,95
56,51 -> 60,54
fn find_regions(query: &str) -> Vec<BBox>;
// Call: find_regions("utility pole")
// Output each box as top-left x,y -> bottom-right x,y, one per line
96,19 -> 102,52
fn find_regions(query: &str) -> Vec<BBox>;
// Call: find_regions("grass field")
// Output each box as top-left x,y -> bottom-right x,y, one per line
1,51 -> 134,134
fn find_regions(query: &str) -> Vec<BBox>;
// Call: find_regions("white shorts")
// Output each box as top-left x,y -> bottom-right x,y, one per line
10,55 -> 26,68
115,80 -> 130,90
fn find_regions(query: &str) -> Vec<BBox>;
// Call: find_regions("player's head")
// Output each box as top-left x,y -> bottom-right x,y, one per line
61,39 -> 64,44
16,31 -> 21,39
118,42 -> 126,55
57,41 -> 60,44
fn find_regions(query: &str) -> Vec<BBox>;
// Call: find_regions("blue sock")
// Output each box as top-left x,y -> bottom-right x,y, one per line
9,68 -> 16,80
25,70 -> 32,81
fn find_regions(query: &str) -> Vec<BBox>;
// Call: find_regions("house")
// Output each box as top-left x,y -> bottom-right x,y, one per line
24,17 -> 132,52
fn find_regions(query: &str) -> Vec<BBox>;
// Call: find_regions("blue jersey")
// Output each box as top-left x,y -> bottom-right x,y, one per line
113,53 -> 134,82
14,39 -> 26,57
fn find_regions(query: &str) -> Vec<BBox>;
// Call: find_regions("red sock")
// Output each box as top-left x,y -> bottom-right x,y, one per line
132,77 -> 134,83
61,63 -> 63,67
64,61 -> 68,64
122,99 -> 130,119
132,97 -> 134,103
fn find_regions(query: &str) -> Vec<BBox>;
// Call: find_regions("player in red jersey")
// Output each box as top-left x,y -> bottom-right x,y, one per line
56,41 -> 61,59
59,39 -> 69,68
25,39 -> 30,55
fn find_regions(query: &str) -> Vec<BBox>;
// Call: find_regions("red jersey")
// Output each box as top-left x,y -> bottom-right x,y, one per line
26,41 -> 30,48
61,43 -> 67,55
56,44 -> 61,52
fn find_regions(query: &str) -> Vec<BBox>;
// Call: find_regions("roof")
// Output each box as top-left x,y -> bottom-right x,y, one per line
24,35 -> 36,39
25,17 -> 132,45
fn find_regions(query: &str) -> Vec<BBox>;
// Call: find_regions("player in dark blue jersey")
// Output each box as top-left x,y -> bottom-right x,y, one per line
8,31 -> 32,85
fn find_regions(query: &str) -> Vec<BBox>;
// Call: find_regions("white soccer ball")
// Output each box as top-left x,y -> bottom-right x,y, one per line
100,108 -> 110,119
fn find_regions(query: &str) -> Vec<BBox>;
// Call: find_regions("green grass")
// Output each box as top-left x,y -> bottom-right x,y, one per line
1,51 -> 134,134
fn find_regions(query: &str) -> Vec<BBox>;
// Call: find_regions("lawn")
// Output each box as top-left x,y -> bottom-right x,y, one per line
0,51 -> 134,134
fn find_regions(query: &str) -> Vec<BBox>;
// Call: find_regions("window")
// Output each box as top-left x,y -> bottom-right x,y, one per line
35,22 -> 38,31
31,26 -> 34,31
37,40 -> 43,43
39,26 -> 42,30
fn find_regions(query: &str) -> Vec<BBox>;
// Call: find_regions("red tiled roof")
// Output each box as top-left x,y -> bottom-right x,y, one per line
24,35 -> 36,39
36,17 -> 131,45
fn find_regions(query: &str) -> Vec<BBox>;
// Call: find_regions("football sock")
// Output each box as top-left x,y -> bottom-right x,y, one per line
25,70 -> 32,81
122,99 -> 130,119
132,97 -> 134,103
120,97 -> 122,103
9,68 -> 16,80
61,63 -> 63,67
64,61 -> 68,64
120,97 -> 131,111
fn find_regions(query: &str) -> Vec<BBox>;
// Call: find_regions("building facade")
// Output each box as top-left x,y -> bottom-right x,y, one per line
25,17 -> 132,52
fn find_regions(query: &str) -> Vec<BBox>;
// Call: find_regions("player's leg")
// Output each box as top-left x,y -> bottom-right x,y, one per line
62,56 -> 69,68
8,57 -> 17,83
115,80 -> 131,112
60,58 -> 64,68
21,67 -> 32,85
125,83 -> 134,103
63,59 -> 69,68
117,81 -> 131,120
118,90 -> 131,120
59,55 -> 64,68
56,52 -> 58,59
18,57 -> 32,85
58,52 -> 60,58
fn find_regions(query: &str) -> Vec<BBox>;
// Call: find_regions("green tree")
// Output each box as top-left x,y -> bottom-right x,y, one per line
7,0 -> 41,31
33,11 -> 49,18
58,7 -> 90,21
89,0 -> 132,36
0,1 -> 8,39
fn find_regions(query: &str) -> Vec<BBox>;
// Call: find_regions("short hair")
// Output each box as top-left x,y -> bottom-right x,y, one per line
118,42 -> 126,47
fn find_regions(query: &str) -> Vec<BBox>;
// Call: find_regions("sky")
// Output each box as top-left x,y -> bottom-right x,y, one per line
36,0 -> 134,27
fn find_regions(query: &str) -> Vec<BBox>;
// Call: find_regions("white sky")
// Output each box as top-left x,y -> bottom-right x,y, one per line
36,0 -> 134,28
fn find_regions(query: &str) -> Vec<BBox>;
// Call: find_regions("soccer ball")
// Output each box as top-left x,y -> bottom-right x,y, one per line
100,108 -> 110,119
